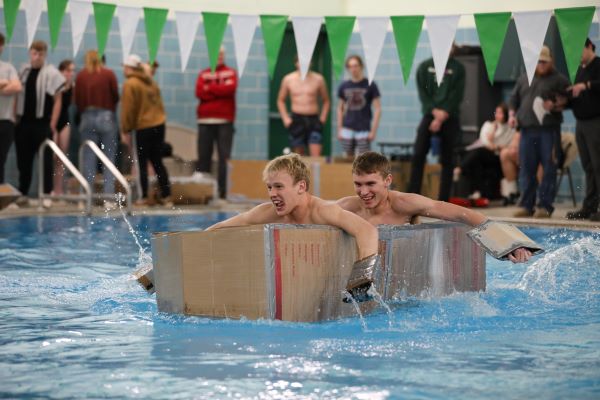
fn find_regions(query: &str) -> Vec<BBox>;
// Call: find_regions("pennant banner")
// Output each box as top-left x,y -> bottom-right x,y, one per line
474,12 -> 511,83
69,0 -> 91,57
175,11 -> 201,72
425,15 -> 460,86
230,14 -> 258,77
324,16 -> 355,79
203,12 -> 229,72
24,0 -> 44,48
292,16 -> 322,80
260,15 -> 288,79
3,0 -> 20,42
143,7 -> 169,64
93,2 -> 116,58
555,7 -> 596,83
47,0 -> 68,49
116,5 -> 141,61
358,16 -> 389,83
513,10 -> 552,85
391,15 -> 423,84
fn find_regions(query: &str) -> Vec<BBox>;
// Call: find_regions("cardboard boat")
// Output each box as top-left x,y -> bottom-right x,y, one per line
151,222 -> 485,322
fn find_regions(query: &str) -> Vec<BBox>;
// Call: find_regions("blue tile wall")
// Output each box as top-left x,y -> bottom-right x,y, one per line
0,9 -> 597,202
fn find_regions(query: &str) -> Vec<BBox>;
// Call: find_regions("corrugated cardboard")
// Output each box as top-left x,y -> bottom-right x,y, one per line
152,222 -> 486,322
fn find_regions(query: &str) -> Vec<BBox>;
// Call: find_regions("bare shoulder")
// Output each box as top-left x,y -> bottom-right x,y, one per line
390,191 -> 432,214
245,202 -> 280,223
336,196 -> 361,213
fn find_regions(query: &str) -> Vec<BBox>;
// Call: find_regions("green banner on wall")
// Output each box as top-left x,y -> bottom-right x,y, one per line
143,7 -> 169,64
474,12 -> 511,83
3,0 -> 20,42
260,15 -> 288,79
93,2 -> 116,57
324,16 -> 355,79
390,15 -> 424,84
202,12 -> 229,72
555,6 -> 596,83
47,0 -> 68,49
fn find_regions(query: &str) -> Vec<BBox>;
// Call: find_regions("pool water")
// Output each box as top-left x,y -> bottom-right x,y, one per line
0,213 -> 599,399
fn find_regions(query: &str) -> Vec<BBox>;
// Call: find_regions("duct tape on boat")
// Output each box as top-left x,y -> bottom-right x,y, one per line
467,220 -> 544,260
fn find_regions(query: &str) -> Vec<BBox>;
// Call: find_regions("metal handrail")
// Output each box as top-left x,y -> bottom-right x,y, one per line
38,139 -> 92,215
78,140 -> 132,214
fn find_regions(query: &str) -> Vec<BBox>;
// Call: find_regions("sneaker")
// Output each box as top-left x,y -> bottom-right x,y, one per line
15,196 -> 29,207
533,208 -> 553,218
513,208 -> 534,217
158,196 -> 174,208
41,198 -> 52,209
566,209 -> 593,220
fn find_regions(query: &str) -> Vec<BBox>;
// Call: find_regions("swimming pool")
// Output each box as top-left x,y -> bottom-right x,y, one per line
0,213 -> 599,399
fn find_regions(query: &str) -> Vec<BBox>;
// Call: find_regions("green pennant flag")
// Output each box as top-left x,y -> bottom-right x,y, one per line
143,7 -> 169,64
47,0 -> 68,49
92,2 -> 116,58
555,7 -> 596,83
202,12 -> 229,72
324,16 -> 355,79
390,15 -> 424,84
474,12 -> 511,84
260,15 -> 288,79
3,0 -> 20,42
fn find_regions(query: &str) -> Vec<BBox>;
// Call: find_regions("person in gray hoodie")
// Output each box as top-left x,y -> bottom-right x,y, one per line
509,45 -> 569,218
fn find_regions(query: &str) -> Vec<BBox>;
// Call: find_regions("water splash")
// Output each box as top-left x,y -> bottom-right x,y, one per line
117,194 -> 152,268
343,290 -> 367,330
368,285 -> 395,328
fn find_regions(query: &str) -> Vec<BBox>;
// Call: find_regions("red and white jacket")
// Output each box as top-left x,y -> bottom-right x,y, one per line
195,64 -> 238,122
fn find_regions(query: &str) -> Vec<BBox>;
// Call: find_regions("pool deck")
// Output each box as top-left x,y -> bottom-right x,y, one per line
1,198 -> 599,230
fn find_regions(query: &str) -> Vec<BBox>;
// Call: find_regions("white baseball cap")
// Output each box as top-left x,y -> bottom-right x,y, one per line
123,54 -> 142,68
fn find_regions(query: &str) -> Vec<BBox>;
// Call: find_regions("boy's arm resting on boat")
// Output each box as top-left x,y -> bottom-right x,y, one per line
205,203 -> 277,231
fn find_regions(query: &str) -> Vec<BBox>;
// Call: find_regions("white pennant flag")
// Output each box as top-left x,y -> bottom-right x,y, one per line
358,17 -> 389,83
230,14 -> 257,77
69,0 -> 92,57
116,5 -> 142,62
425,15 -> 460,86
291,16 -> 322,80
513,10 -> 552,85
174,11 -> 201,71
24,0 -> 44,48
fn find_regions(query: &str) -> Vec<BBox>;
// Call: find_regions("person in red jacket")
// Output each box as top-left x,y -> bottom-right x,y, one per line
195,47 -> 238,199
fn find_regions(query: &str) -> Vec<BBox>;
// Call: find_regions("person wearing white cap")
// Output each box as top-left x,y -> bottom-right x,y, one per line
120,54 -> 171,206
508,45 -> 569,218
73,49 -> 119,206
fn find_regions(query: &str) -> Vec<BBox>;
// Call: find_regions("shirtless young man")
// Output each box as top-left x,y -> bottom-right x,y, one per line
337,151 -> 533,263
207,153 -> 378,259
277,57 -> 330,156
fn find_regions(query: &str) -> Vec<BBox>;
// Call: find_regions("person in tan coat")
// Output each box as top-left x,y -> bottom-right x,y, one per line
121,54 -> 171,205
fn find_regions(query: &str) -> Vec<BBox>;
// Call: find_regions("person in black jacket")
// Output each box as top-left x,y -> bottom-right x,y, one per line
566,38 -> 600,222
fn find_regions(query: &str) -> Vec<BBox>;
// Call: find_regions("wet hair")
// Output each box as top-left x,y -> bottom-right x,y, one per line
84,50 -> 102,73
585,38 -> 596,52
30,40 -> 47,53
0,33 -> 5,47
345,55 -> 364,69
495,102 -> 509,123
263,153 -> 310,190
58,59 -> 74,72
352,151 -> 391,179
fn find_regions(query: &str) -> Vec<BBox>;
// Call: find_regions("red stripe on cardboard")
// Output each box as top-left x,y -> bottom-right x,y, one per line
274,229 -> 282,320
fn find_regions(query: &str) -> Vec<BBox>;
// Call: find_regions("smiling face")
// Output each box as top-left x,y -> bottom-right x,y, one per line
353,172 -> 392,209
265,171 -> 306,216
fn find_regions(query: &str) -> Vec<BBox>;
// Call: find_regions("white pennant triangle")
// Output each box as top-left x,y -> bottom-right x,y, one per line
230,14 -> 257,77
358,17 -> 389,83
597,7 -> 600,28
69,0 -> 92,57
425,15 -> 460,86
24,0 -> 44,48
174,11 -> 201,72
291,16 -> 322,80
116,5 -> 142,62
513,10 -> 552,85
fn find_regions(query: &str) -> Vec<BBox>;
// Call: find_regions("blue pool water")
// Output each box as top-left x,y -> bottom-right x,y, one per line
0,213 -> 599,399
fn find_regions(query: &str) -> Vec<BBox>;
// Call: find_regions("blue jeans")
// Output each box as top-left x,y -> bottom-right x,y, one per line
518,127 -> 559,213
79,109 -> 118,195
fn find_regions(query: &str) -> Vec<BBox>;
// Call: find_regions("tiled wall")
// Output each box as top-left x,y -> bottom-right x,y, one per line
1,9 -> 598,202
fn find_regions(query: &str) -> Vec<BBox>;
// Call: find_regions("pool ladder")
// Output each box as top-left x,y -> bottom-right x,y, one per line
38,139 -> 132,215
